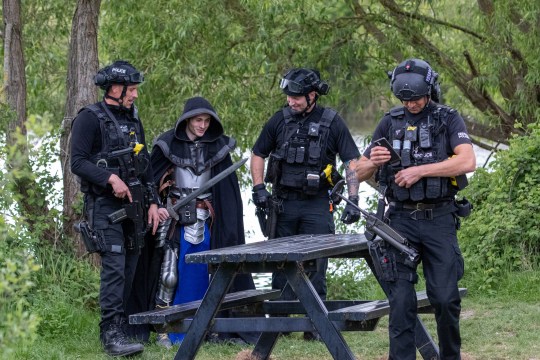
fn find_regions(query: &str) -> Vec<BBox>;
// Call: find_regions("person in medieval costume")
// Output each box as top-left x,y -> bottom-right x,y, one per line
147,96 -> 258,347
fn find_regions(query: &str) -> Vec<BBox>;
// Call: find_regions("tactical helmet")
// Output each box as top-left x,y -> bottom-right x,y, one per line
389,59 -> 440,102
280,68 -> 330,96
94,60 -> 144,90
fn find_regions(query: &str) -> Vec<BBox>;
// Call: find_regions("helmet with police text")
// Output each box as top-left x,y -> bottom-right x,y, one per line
94,60 -> 144,90
279,68 -> 330,96
388,59 -> 440,102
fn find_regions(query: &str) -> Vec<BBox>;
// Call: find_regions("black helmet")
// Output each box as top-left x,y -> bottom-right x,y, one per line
389,59 -> 440,102
94,60 -> 144,90
280,68 -> 330,96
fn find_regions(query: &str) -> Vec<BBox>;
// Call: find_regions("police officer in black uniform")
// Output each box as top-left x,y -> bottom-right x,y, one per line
70,60 -> 163,357
250,68 -> 361,340
356,59 -> 476,359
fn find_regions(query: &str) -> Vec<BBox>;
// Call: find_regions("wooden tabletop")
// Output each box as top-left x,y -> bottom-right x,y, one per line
185,233 -> 369,264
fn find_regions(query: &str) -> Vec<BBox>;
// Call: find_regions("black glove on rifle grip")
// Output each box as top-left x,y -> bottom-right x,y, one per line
252,184 -> 271,208
341,195 -> 361,224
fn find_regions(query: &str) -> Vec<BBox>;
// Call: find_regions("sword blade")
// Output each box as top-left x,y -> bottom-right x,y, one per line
167,157 -> 248,219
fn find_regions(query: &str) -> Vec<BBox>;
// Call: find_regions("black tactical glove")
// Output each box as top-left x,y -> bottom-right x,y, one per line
252,184 -> 271,208
341,195 -> 361,224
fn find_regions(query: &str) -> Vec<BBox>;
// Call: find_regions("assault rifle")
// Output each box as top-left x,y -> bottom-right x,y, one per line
106,143 -> 150,251
331,180 -> 419,266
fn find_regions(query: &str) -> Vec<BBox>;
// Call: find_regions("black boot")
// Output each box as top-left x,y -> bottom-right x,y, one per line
100,317 -> 144,357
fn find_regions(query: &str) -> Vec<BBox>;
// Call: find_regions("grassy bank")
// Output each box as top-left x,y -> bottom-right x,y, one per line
14,288 -> 540,360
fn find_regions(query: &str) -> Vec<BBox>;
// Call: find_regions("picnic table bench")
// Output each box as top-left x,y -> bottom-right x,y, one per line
129,233 -> 467,360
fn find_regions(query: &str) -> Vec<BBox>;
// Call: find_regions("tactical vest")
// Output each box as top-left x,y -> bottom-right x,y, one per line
271,107 -> 336,195
80,102 -> 148,194
385,104 -> 457,202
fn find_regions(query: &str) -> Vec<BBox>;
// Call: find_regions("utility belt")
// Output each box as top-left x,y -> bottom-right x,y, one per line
389,200 -> 457,220
276,187 -> 329,200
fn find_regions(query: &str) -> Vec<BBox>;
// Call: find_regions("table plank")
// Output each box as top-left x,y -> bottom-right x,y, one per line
129,289 -> 281,325
186,233 -> 369,264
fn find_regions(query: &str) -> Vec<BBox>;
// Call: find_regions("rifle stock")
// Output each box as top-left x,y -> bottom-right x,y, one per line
331,180 -> 420,265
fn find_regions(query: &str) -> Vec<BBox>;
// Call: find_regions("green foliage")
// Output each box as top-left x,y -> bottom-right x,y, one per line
327,258 -> 386,300
2,0 -> 539,144
0,231 -> 41,358
21,1 -> 74,126
1,115 -> 63,249
460,122 -> 540,292
97,0 -> 381,147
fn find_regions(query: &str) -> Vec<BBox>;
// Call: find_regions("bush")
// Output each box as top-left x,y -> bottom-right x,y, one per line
327,258 -> 385,300
460,122 -> 540,292
0,228 -> 41,358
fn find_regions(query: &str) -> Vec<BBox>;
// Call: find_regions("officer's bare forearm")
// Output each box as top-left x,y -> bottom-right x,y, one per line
345,159 -> 359,197
250,154 -> 266,186
355,156 -> 378,182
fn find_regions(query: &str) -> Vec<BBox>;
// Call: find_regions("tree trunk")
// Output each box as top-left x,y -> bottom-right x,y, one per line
3,0 -> 27,139
60,0 -> 101,260
3,0 -> 57,243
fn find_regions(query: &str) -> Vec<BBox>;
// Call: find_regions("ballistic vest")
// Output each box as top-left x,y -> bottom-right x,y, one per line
385,104 -> 458,202
274,106 -> 336,195
80,102 -> 148,194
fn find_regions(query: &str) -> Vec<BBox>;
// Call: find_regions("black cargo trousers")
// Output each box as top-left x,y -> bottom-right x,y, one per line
87,195 -> 140,328
384,209 -> 464,360
271,195 -> 335,301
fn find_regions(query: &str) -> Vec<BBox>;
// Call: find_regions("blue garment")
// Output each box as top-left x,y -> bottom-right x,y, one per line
168,224 -> 211,344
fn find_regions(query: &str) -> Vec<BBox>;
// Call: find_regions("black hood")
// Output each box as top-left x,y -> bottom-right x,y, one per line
174,96 -> 224,142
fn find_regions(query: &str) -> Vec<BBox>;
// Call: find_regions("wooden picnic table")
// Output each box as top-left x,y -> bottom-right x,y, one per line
130,233 -> 466,360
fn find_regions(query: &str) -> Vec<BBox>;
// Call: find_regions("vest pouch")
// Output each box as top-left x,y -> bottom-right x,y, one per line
286,147 -> 297,164
308,141 -> 321,165
133,155 -> 149,178
392,182 -> 409,201
455,198 -> 472,217
295,146 -> 305,163
264,154 -> 282,184
425,177 -> 441,199
441,178 -> 448,197
304,171 -> 320,195
178,198 -> 197,225
409,180 -> 424,201
279,163 -> 305,189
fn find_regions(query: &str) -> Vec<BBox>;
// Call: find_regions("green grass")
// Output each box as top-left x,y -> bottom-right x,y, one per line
6,248 -> 539,360
10,291 -> 539,360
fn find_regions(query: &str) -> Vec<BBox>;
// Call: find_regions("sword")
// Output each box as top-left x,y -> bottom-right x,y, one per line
167,157 -> 248,220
